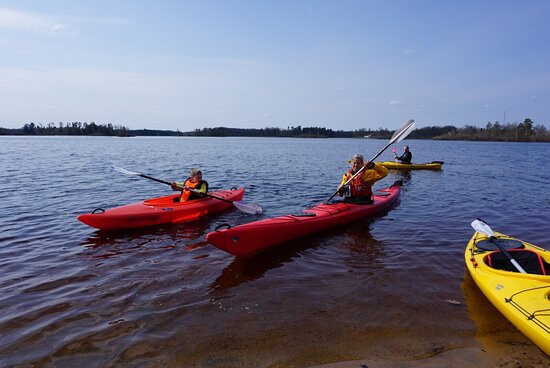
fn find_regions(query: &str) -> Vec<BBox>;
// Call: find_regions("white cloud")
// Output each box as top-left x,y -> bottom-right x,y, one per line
389,100 -> 402,105
50,23 -> 67,32
0,7 -> 69,33
0,7 -> 128,35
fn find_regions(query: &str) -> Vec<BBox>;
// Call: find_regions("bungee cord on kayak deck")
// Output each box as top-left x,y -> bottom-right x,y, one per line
466,221 -> 550,355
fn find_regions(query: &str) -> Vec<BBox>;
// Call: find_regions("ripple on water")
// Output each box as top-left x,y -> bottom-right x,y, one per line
0,137 -> 549,366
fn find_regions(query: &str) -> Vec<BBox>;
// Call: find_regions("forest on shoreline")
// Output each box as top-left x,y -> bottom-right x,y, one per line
1,118 -> 549,142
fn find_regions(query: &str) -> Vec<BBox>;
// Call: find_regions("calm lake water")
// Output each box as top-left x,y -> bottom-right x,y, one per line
1,136 -> 549,367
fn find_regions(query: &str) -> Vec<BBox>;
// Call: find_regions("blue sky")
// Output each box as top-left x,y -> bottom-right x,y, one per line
1,1 -> 549,130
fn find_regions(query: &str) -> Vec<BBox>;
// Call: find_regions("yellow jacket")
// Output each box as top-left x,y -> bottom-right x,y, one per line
340,163 -> 388,187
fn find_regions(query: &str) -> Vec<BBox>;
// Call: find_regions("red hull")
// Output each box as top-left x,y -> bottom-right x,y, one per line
206,183 -> 401,256
78,188 -> 245,230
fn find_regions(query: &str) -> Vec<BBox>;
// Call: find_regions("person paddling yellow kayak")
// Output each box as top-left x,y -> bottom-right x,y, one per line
392,145 -> 412,164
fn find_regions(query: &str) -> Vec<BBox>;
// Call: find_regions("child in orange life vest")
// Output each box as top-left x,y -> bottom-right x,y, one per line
338,154 -> 388,203
171,168 -> 209,202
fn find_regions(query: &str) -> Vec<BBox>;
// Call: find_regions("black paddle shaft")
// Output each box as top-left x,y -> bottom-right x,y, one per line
139,173 -> 172,186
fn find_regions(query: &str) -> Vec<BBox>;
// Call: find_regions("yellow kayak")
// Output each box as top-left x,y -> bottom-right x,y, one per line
465,230 -> 550,355
376,161 -> 443,170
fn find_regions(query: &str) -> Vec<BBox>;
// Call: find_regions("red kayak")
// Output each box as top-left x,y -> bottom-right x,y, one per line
206,181 -> 401,257
78,188 -> 245,230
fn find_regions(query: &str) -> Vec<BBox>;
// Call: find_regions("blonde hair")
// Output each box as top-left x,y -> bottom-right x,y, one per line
190,168 -> 202,177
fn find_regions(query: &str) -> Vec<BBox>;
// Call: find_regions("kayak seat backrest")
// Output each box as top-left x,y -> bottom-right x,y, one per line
485,249 -> 549,275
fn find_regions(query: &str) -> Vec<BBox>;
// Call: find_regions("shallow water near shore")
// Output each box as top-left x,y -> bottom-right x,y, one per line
1,136 -> 549,367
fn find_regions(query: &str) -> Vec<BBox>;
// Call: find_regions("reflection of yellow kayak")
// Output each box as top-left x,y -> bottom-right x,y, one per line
465,231 -> 550,355
376,161 -> 443,170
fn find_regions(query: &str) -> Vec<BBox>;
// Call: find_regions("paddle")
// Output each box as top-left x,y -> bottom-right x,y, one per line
113,166 -> 263,214
470,218 -> 527,274
325,119 -> 415,203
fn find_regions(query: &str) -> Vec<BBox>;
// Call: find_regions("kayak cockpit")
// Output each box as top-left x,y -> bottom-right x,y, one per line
143,194 -> 206,206
484,249 -> 550,275
473,237 -> 550,275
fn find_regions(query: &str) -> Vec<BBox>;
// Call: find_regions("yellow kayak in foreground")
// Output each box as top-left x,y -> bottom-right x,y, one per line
465,231 -> 550,355
376,161 -> 443,170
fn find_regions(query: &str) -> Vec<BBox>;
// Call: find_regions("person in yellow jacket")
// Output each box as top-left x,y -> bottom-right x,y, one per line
338,154 -> 388,204
171,168 -> 209,202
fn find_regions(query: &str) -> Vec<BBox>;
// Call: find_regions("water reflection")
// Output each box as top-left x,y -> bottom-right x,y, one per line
80,220 -> 209,253
343,222 -> 386,273
461,271 -> 536,351
209,237 -> 313,294
210,219 -> 389,295
391,170 -> 412,185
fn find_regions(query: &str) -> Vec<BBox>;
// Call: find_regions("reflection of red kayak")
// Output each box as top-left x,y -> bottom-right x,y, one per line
206,181 -> 401,257
78,188 -> 245,230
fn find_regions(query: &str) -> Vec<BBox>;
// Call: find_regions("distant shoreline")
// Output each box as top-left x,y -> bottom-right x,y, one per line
2,134 -> 550,143
1,120 -> 549,142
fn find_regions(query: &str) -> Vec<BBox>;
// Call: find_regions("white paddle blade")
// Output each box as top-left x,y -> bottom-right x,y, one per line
471,219 -> 494,237
113,166 -> 140,176
234,201 -> 263,215
390,119 -> 415,144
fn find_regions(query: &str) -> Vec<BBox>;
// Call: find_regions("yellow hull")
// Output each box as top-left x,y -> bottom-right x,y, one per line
465,231 -> 550,355
376,161 -> 443,170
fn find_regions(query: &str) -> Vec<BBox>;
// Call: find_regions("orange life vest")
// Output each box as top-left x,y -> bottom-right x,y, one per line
344,170 -> 373,199
180,178 -> 208,202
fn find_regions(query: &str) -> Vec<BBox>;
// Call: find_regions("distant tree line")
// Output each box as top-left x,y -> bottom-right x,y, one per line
192,126 -> 354,138
435,119 -> 548,142
190,125 -> 464,139
1,118 -> 548,141
0,122 -> 132,136
130,129 -> 187,136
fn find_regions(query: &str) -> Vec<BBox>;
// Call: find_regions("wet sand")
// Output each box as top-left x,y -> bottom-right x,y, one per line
310,344 -> 549,368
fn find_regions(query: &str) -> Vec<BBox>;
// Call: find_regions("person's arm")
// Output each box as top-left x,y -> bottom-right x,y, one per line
363,163 -> 388,185
194,182 -> 208,194
337,174 -> 348,196
171,181 -> 184,191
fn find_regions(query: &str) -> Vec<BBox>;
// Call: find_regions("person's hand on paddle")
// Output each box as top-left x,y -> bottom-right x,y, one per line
337,184 -> 348,197
171,182 -> 198,192
171,181 -> 183,191
364,161 -> 375,169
